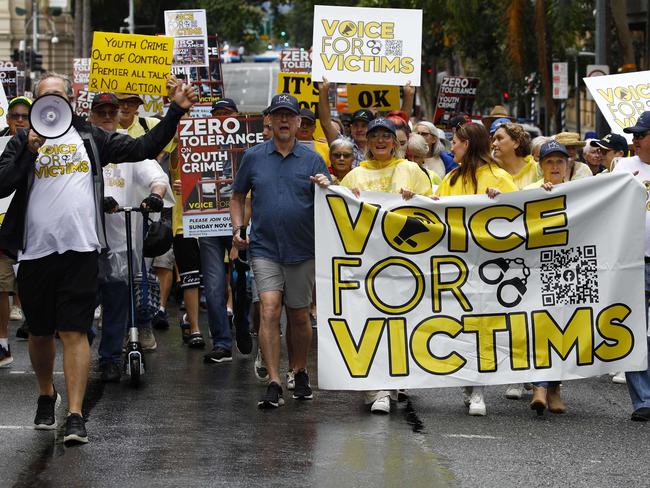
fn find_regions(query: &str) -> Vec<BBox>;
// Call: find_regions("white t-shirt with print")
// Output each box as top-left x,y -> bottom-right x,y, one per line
20,128 -> 99,261
612,155 -> 650,256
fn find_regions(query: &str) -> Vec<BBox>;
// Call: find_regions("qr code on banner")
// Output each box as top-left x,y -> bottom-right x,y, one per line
540,246 -> 599,306
384,40 -> 403,56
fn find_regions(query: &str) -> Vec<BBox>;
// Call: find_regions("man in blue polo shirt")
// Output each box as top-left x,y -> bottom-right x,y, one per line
230,93 -> 329,408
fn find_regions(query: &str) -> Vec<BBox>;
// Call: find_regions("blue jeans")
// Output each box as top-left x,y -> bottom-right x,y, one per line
199,236 -> 233,351
625,262 -> 650,410
98,280 -> 129,365
535,381 -> 560,388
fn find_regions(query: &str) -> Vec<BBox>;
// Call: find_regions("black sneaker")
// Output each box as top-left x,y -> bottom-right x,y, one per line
63,413 -> 88,445
203,347 -> 232,363
292,370 -> 313,400
235,323 -> 252,355
187,333 -> 206,349
100,362 -> 121,383
258,382 -> 284,408
152,309 -> 170,330
16,322 -> 29,340
34,388 -> 61,430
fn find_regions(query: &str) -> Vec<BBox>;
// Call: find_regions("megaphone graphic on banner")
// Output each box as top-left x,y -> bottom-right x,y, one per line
29,94 -> 73,139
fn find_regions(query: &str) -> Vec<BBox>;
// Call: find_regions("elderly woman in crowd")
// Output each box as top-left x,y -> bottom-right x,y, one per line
414,120 -> 448,180
328,138 -> 355,184
406,133 -> 442,191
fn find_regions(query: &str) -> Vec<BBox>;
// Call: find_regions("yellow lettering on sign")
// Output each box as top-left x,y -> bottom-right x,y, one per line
329,318 -> 385,377
595,304 -> 634,361
410,316 -> 466,375
533,308 -> 594,368
326,195 -> 380,254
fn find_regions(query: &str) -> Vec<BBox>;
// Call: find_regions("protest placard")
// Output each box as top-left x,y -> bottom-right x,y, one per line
172,35 -> 225,104
315,173 -> 647,390
281,48 -> 312,73
346,84 -> 400,112
165,9 -> 209,68
433,76 -> 480,126
311,5 -> 422,86
0,82 -> 7,128
0,137 -> 14,225
584,70 -> 650,143
178,115 -> 264,236
88,32 -> 173,96
72,58 -> 92,119
0,67 -> 18,99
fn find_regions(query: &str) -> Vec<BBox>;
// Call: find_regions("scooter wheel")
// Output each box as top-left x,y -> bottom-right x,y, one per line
129,356 -> 141,387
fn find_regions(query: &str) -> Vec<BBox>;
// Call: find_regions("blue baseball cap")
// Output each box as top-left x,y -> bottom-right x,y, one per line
351,109 -> 375,123
623,111 -> 650,134
268,94 -> 300,115
539,140 -> 569,160
489,117 -> 511,135
367,117 -> 396,136
590,133 -> 629,155
211,98 -> 238,113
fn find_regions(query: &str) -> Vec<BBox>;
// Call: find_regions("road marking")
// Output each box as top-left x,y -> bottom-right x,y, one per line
9,371 -> 64,375
0,425 -> 29,429
443,434 -> 502,440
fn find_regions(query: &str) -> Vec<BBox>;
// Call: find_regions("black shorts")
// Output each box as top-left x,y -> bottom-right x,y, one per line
18,251 -> 98,336
172,235 -> 201,288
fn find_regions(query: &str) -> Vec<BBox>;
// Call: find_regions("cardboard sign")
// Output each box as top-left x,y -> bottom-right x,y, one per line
72,58 -> 92,119
172,35 -> 225,104
88,32 -> 173,96
584,70 -> 650,143
277,72 -> 325,140
433,76 -> 479,126
164,9 -> 209,68
311,5 -> 422,86
346,84 -> 400,112
281,48 -> 312,73
0,68 -> 17,99
315,174 -> 647,389
178,116 -> 264,236
0,86 -> 7,131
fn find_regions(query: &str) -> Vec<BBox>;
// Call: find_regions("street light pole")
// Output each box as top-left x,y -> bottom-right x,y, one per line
595,0 -> 608,136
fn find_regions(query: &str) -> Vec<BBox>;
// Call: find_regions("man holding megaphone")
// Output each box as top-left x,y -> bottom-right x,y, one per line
0,72 -> 197,445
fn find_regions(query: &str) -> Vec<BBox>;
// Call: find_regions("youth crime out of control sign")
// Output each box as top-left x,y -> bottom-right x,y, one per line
311,5 -> 422,86
88,32 -> 173,96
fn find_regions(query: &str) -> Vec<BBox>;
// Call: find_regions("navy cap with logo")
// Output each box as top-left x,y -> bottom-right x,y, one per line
92,92 -> 119,110
268,93 -> 300,115
351,109 -> 375,123
539,140 -> 569,160
590,133 -> 629,155
367,117 -> 397,136
623,111 -> 650,134
211,98 -> 238,113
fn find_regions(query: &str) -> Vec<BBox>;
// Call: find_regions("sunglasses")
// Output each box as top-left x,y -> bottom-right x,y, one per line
416,131 -> 432,137
94,109 -> 118,118
9,113 -> 29,121
331,152 -> 353,159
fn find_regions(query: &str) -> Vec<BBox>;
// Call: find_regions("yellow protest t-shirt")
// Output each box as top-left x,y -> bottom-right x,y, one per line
124,116 -> 176,154
436,163 -> 519,196
523,179 -> 544,190
508,155 -> 541,189
169,154 -> 183,236
314,140 -> 331,167
340,158 -> 433,196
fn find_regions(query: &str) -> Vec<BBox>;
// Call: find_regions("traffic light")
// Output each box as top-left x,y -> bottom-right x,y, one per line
24,49 -> 32,67
502,91 -> 510,103
32,51 -> 43,72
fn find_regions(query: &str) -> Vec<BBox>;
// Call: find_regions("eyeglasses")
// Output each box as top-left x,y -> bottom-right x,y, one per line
416,131 -> 432,137
94,109 -> 118,118
367,132 -> 393,141
633,132 -> 649,140
331,152 -> 353,159
9,113 -> 29,121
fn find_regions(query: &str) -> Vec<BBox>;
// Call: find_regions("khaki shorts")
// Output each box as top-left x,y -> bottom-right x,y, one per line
0,255 -> 16,293
152,247 -> 175,270
250,257 -> 314,309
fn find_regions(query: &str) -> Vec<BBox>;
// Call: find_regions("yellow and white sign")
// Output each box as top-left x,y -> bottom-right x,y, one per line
584,70 -> 650,143
88,32 -> 174,96
0,81 -> 7,128
346,84 -> 400,112
311,5 -> 422,86
315,173 -> 648,389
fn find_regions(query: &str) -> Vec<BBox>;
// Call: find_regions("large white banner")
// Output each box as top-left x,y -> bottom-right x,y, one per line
584,70 -> 650,144
311,5 -> 422,86
315,173 -> 648,390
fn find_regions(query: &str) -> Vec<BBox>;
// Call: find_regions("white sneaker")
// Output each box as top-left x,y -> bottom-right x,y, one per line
462,386 -> 472,407
468,388 -> 487,416
370,394 -> 391,414
94,306 -> 102,321
612,372 -> 626,384
254,349 -> 269,382
505,384 -> 524,399
139,328 -> 157,351
9,305 -> 24,321
286,370 -> 295,390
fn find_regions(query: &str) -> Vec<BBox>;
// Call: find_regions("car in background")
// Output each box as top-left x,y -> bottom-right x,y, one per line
220,48 -> 242,63
254,50 -> 280,62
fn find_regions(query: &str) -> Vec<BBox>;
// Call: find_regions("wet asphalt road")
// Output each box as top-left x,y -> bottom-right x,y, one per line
1,304 -> 649,488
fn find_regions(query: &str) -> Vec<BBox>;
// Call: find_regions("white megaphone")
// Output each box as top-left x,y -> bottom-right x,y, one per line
29,94 -> 73,139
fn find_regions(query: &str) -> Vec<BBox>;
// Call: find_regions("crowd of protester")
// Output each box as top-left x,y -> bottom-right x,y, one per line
0,71 -> 649,447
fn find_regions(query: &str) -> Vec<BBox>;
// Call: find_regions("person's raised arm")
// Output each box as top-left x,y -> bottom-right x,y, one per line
400,81 -> 415,119
316,77 -> 339,144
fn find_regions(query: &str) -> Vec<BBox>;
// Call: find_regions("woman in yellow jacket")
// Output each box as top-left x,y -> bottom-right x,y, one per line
313,118 -> 431,414
436,123 -> 518,416
491,122 -> 541,189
